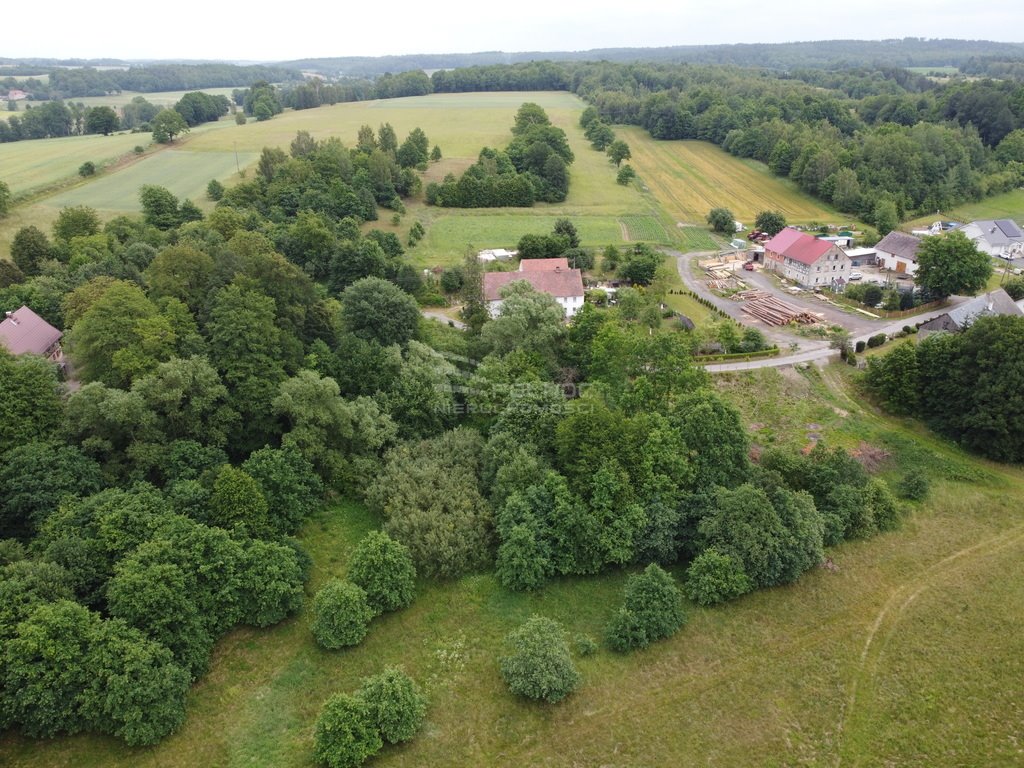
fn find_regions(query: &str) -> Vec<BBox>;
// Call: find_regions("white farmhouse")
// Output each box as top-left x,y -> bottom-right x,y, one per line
960,220 -> 1024,259
875,231 -> 924,276
483,258 -> 585,318
763,228 -> 850,288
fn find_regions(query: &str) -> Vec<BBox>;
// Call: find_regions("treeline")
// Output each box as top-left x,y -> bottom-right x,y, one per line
865,317 -> 1024,462
280,39 -> 1024,77
960,56 -> 1024,81
429,59 -> 1024,225
26,63 -> 302,99
425,103 -> 572,207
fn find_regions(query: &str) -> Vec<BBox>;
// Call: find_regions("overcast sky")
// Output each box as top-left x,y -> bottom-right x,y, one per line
7,0 -> 1023,61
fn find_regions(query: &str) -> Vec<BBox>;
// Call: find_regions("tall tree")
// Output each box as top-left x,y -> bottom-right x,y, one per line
915,230 -> 993,298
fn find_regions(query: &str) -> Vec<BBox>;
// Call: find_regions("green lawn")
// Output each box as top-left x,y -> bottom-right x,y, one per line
906,188 -> 1024,230
0,133 -> 150,197
2,364 -> 1024,766
43,149 -> 259,214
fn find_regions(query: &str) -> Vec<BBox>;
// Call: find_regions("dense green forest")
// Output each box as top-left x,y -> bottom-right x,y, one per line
1,116 -> 920,745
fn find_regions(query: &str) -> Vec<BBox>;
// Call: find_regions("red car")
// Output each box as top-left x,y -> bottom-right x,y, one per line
742,261 -> 755,271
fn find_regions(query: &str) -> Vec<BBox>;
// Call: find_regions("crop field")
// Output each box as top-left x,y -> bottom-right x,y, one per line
619,214 -> 669,242
3,364 -> 1023,767
44,149 -> 259,213
619,126 -> 841,225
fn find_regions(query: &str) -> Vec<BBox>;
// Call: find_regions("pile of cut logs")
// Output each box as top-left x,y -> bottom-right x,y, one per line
740,295 -> 824,325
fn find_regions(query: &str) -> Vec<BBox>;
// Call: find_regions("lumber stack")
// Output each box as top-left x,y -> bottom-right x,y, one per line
741,295 -> 824,326
733,289 -> 770,301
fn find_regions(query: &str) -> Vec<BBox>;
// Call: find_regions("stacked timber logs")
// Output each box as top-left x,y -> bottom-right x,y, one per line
740,295 -> 824,326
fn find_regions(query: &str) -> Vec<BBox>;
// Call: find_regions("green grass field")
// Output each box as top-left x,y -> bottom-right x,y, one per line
620,126 -> 842,225
13,87 -> 239,112
44,149 -> 259,213
3,364 -> 1023,766
906,188 -> 1024,230
0,133 -> 151,196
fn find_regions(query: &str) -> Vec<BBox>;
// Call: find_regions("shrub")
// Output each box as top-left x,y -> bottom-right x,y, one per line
685,548 -> 752,606
311,580 -> 374,649
313,694 -> 382,768
573,633 -> 598,656
206,179 -> 224,201
605,564 -> 686,651
499,615 -> 579,703
898,470 -> 930,502
855,340 -> 866,353
867,333 -> 887,348
235,112 -> 247,125
78,161 -> 96,177
347,531 -> 417,614
356,667 -> 427,744
133,145 -> 144,154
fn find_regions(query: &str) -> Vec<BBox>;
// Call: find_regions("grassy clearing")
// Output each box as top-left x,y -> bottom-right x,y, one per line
43,149 -> 259,214
905,188 -> 1024,229
0,132 -> 151,196
619,126 -> 841,225
15,87 -> 239,112
2,365 -> 1024,766
406,212 -> 625,268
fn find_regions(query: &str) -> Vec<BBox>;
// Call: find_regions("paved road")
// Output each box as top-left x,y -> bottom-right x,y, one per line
702,306 -> 959,372
666,248 -> 970,372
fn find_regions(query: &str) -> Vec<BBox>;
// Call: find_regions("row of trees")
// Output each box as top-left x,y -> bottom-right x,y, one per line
865,316 -> 1024,462
426,103 -> 572,207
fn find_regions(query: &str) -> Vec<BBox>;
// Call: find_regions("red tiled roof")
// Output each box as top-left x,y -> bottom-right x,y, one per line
0,306 -> 62,356
764,228 -> 833,266
520,258 -> 569,272
483,269 -> 585,301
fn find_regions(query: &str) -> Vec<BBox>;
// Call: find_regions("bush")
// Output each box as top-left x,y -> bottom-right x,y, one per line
867,333 -> 887,348
356,667 -> 427,744
897,470 -> 930,501
133,145 -> 144,154
206,179 -> 224,201
78,161 -> 96,177
605,564 -> 686,651
313,694 -> 382,768
235,112 -> 247,125
573,633 -> 598,656
500,615 -> 579,703
685,548 -> 752,606
347,531 -> 417,614
311,580 -> 374,649
855,340 -> 866,353
861,284 -> 883,307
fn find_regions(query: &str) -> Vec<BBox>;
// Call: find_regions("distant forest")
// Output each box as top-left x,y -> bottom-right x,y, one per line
1,64 -> 301,99
280,39 -> 1024,77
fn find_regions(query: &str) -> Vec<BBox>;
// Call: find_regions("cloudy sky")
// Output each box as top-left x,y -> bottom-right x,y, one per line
8,0 -> 1023,61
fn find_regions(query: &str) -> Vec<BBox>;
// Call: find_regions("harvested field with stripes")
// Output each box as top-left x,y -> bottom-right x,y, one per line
619,127 -> 841,225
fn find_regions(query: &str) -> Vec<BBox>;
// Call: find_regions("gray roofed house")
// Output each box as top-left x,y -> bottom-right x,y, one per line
918,289 -> 1024,337
0,306 -> 65,363
875,231 -> 923,275
960,219 -> 1024,259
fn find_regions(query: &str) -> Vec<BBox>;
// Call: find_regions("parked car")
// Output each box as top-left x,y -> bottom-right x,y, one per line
742,261 -> 755,271
849,271 -> 863,280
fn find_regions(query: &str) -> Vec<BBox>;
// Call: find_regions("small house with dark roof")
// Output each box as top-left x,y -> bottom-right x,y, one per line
763,228 -> 850,288
961,219 -> 1024,260
0,306 -> 64,363
918,289 -> 1024,338
483,258 -> 585,318
875,231 -> 924,276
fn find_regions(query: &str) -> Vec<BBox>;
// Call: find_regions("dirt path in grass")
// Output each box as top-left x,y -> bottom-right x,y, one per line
834,522 -> 1024,766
